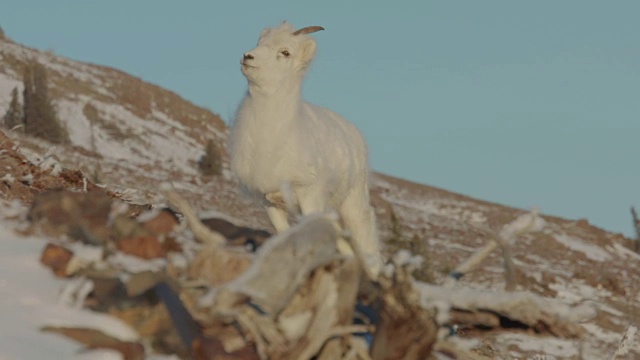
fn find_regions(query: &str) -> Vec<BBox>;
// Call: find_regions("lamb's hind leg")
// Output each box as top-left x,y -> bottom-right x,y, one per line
295,185 -> 326,216
340,183 -> 382,280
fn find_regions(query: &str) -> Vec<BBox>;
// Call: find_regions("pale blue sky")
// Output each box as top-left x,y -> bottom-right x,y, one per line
2,1 -> 639,237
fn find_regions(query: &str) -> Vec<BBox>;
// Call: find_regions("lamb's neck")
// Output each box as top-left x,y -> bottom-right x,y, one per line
247,82 -> 303,124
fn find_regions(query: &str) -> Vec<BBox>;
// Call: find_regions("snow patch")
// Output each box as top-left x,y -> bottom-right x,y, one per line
553,234 -> 611,261
108,252 -> 167,273
610,242 -> 640,261
496,333 -> 578,358
0,209 -> 139,359
549,278 -> 611,308
55,97 -> 93,149
0,73 -> 22,113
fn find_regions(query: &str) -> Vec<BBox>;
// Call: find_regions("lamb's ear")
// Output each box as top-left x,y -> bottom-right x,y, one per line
298,38 -> 317,67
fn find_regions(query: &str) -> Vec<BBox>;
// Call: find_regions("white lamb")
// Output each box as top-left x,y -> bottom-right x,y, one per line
229,22 -> 381,278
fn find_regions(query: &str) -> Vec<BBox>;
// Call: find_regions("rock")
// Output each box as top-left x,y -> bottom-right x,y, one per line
111,215 -> 154,241
40,243 -> 74,277
116,236 -> 166,259
29,190 -> 113,244
87,274 -> 128,307
142,209 -> 180,235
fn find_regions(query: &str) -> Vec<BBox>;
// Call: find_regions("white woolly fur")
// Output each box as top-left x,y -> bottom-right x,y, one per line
230,22 -> 381,277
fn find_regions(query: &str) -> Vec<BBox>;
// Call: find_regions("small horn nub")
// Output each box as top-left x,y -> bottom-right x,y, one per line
293,26 -> 325,36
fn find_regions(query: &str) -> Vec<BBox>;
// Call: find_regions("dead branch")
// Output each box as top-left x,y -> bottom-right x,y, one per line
418,283 -> 585,338
371,263 -> 439,360
160,201 -> 580,360
211,214 -> 342,316
162,185 -> 226,247
448,310 -> 500,328
195,214 -> 369,359
444,208 -> 544,290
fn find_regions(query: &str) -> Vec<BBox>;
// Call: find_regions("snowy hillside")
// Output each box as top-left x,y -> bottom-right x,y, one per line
0,37 -> 227,176
1,36 -> 639,359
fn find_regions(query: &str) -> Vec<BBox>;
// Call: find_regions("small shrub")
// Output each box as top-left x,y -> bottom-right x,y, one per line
198,139 -> 222,176
22,60 -> 69,144
2,87 -> 22,130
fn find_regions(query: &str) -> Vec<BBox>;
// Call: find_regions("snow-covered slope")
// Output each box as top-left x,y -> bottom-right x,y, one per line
1,36 -> 639,359
0,199 -> 180,360
0,37 -> 227,176
372,173 -> 639,358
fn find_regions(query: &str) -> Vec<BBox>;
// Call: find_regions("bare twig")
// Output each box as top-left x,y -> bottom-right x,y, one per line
492,230 -> 517,291
161,185 -> 226,246
631,207 -> 640,253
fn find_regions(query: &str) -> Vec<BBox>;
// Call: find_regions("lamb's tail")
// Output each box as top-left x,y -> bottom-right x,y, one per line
340,182 -> 382,280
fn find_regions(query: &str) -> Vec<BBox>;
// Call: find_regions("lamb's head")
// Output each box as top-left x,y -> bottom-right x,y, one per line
241,22 -> 324,93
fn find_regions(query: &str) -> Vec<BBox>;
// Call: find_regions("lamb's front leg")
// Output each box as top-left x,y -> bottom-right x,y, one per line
265,191 -> 291,233
266,206 -> 289,233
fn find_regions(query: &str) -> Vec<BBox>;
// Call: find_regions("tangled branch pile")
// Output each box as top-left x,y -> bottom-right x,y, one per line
29,186 -> 588,359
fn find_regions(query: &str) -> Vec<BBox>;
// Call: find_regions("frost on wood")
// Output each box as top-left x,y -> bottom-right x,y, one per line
162,185 -> 225,247
417,283 -> 586,338
189,209 -> 585,359
193,213 -> 366,359
443,208 -> 545,290
207,213 -> 341,315
23,187 -> 592,359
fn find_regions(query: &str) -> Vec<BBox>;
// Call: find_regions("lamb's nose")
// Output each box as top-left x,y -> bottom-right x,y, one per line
243,53 -> 254,60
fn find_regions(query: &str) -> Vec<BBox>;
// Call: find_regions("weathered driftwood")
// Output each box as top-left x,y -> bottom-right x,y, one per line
371,262 -> 439,360
417,283 -> 586,338
163,187 -> 254,287
192,213 -> 367,359
443,208 -> 545,290
158,194 -> 585,359
210,213 -> 342,316
162,186 -> 226,247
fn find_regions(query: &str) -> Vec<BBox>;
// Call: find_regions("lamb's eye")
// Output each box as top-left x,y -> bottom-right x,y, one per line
281,50 -> 291,57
